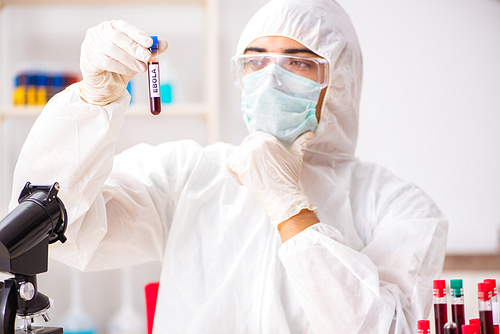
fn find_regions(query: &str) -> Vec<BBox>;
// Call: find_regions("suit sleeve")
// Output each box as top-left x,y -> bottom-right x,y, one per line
278,183 -> 447,333
9,83 -> 165,271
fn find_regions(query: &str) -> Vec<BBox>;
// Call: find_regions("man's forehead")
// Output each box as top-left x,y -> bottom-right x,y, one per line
245,36 -> 315,54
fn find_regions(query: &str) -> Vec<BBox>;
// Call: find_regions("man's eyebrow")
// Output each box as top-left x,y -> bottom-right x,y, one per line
244,47 -> 267,53
243,47 -> 317,55
283,48 -> 316,55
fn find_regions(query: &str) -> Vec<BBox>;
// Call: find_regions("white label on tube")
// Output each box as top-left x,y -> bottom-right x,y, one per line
149,64 -> 160,98
493,301 -> 499,325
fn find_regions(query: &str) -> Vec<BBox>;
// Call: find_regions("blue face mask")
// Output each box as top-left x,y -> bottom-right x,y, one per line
241,64 -> 320,149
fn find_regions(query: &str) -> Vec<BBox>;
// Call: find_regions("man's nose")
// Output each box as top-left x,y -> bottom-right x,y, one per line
262,67 -> 283,88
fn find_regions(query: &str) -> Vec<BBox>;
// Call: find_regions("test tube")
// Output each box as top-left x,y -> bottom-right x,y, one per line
434,279 -> 448,334
451,279 -> 465,334
35,72 -> 48,105
484,279 -> 500,334
148,35 -> 161,115
27,73 -> 37,105
478,282 -> 495,334
13,73 -> 28,105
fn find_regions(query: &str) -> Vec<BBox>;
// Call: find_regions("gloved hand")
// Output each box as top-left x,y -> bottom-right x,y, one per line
79,20 -> 168,105
226,131 -> 318,228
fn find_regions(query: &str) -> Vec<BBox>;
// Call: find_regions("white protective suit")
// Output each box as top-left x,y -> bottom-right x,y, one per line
10,0 -> 448,333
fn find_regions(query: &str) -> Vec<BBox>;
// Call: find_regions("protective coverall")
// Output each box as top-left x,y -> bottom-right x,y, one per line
10,0 -> 448,332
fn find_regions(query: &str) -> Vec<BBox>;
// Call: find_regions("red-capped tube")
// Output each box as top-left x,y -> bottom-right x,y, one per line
485,279 -> 499,334
434,280 -> 448,334
479,282 -> 494,334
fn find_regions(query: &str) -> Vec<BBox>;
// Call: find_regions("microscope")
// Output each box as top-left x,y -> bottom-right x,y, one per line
0,182 -> 68,334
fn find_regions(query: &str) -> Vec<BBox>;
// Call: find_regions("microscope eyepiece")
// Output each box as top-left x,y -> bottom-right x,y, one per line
0,182 -> 68,276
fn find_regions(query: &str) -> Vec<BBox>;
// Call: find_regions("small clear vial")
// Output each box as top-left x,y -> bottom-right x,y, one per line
444,322 -> 458,334
148,36 -> 161,115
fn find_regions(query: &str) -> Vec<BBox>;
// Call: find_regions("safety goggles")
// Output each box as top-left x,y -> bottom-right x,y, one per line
231,53 -> 329,93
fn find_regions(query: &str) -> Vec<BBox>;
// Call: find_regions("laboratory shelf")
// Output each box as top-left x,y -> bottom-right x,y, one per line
0,103 -> 210,119
127,103 -> 210,118
0,0 -> 207,6
0,107 -> 44,119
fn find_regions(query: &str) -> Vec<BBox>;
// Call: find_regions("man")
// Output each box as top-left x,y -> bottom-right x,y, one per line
11,0 -> 447,332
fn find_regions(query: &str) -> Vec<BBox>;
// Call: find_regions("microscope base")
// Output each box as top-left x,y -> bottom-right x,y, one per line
15,327 -> 63,334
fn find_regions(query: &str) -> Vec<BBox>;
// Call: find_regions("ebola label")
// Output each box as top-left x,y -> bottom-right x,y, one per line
148,64 -> 160,98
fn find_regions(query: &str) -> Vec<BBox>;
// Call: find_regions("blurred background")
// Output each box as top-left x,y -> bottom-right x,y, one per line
0,0 -> 499,331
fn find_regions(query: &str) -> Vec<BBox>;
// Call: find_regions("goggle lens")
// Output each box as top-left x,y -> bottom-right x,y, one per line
231,53 -> 329,93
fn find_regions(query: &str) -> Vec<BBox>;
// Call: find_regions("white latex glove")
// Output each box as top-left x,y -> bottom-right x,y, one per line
226,131 -> 318,228
79,20 -> 168,105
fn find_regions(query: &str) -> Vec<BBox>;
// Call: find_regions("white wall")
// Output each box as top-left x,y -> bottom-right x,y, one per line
0,0 -> 499,331
338,0 -> 500,253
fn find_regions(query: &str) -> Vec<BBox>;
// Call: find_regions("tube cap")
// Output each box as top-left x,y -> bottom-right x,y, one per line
434,279 -> 446,297
150,36 -> 158,52
478,282 -> 492,301
462,324 -> 476,334
469,318 -> 480,330
485,279 -> 497,296
418,320 -> 430,330
450,279 -> 463,297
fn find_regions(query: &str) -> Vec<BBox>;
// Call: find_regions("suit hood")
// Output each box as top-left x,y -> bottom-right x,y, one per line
235,0 -> 363,157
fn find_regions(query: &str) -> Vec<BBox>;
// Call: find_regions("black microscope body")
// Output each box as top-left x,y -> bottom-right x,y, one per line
0,182 -> 68,334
